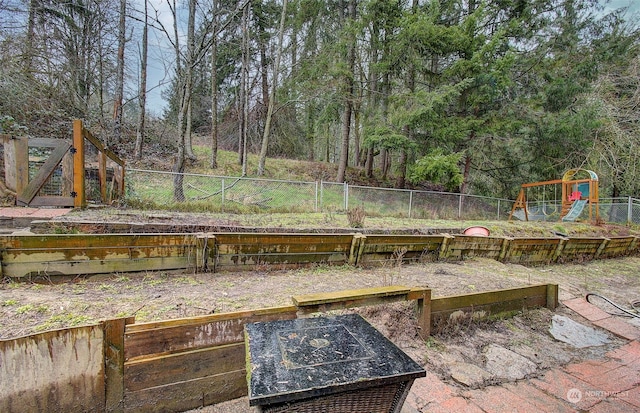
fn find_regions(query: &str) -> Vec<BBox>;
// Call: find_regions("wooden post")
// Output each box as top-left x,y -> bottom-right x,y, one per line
498,237 -> 512,262
546,284 -> 558,309
438,234 -> 454,260
99,150 -> 107,202
3,135 -> 28,195
73,119 -> 86,208
348,233 -> 366,266
552,237 -> 568,262
104,317 -> 134,413
409,288 -> 431,338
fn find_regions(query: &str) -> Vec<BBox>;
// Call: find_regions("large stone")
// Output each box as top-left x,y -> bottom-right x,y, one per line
484,344 -> 537,381
549,315 -> 610,348
449,362 -> 492,387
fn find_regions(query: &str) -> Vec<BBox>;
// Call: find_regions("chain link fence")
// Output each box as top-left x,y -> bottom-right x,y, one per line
126,169 -> 640,224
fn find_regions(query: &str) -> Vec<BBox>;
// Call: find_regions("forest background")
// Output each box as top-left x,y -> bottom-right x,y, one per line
1,0 -> 639,202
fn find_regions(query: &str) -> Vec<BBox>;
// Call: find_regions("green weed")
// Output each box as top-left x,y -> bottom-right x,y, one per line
34,313 -> 93,331
16,304 -> 35,314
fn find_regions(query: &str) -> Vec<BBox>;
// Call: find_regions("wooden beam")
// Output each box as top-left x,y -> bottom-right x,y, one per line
104,318 -> 134,413
3,135 -> 28,194
293,285 -> 411,307
124,342 -> 245,392
73,119 -> 85,208
124,306 -> 298,360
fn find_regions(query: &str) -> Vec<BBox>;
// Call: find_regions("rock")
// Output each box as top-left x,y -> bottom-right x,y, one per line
484,344 -> 537,381
549,315 -> 610,348
449,362 -> 492,387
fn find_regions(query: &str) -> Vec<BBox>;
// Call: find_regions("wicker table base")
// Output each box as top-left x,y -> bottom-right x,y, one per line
259,380 -> 413,413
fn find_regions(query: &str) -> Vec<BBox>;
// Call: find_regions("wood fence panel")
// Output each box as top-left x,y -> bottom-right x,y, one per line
0,325 -> 105,413
502,238 -> 562,265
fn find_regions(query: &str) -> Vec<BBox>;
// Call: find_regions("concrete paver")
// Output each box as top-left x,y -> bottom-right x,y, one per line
463,386 -> 540,413
593,317 -> 640,340
562,297 -> 611,322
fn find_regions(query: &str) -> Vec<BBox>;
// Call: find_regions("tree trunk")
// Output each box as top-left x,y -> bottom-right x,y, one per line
461,153 -> 472,194
112,0 -> 126,146
365,147 -> 374,177
172,0 -> 196,201
240,5 -> 249,176
210,0 -> 219,169
134,0 -> 149,160
395,150 -> 407,189
24,0 -> 38,73
336,0 -> 356,183
185,99 -> 196,160
258,0 -> 287,176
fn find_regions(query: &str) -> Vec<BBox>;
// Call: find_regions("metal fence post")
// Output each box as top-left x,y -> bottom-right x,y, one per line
221,178 -> 225,211
315,181 -> 319,212
344,183 -> 349,210
629,196 -> 633,224
409,191 -> 413,218
458,194 -> 463,219
497,199 -> 501,220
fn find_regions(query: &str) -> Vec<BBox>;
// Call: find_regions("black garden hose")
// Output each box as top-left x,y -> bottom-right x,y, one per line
585,292 -> 640,319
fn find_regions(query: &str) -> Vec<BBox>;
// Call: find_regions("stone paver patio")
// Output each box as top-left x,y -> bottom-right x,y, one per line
402,297 -> 640,413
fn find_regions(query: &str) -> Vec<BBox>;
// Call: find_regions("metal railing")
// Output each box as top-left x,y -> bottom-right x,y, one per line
125,169 -> 640,224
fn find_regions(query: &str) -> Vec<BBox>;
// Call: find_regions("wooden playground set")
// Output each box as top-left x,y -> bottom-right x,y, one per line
509,168 -> 600,223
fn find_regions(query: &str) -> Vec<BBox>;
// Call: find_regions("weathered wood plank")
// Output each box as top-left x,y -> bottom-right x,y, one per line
431,285 -> 548,313
358,235 -> 445,265
0,233 -> 197,249
2,257 -> 193,278
214,233 -> 354,269
123,369 -> 246,413
124,342 -> 245,392
293,286 -> 411,306
502,238 -> 562,265
442,236 -> 505,261
560,238 -> 607,261
598,236 -> 636,258
3,135 -> 28,193
124,306 -> 297,360
0,324 -> 105,413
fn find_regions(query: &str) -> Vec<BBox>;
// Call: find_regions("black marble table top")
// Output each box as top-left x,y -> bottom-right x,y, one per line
245,313 -> 426,406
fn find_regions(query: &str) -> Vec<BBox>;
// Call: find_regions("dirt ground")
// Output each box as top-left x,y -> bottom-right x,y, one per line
2,255 -> 639,341
1,211 -> 640,412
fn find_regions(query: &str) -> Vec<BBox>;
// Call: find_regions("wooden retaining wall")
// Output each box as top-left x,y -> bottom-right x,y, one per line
0,284 -> 557,413
0,232 -> 638,278
0,325 -> 105,412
